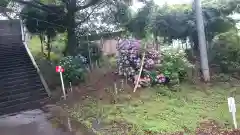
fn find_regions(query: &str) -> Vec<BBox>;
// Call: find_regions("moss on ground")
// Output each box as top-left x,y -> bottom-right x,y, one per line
67,83 -> 240,134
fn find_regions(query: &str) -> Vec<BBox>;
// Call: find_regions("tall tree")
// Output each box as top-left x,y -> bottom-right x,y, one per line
3,0 -> 132,55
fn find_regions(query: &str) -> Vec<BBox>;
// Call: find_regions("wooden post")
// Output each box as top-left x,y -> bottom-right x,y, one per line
60,72 -> 66,100
95,60 -> 98,68
114,82 -> 118,94
120,79 -> 124,91
69,82 -> 73,92
67,117 -> 72,132
125,75 -> 128,85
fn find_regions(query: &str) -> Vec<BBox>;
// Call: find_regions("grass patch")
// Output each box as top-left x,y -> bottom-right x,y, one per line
28,36 -> 42,56
28,35 -> 66,88
28,35 -> 65,61
67,83 -> 240,134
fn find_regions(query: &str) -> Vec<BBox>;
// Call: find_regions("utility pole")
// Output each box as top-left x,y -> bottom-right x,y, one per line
194,0 -> 210,82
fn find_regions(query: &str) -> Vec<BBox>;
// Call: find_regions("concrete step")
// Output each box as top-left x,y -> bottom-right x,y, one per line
0,97 -> 49,116
0,91 -> 48,108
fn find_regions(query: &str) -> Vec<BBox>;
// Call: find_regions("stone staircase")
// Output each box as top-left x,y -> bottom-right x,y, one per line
0,43 -> 49,115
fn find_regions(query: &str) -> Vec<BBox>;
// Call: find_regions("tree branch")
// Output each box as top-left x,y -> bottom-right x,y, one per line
75,10 -> 95,25
76,0 -> 106,25
12,0 -> 58,14
75,0 -> 101,12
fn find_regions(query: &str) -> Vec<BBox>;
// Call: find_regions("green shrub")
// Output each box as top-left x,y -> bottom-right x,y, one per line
51,33 -> 67,53
158,48 -> 193,82
49,52 -> 62,63
77,42 -> 102,64
59,55 -> 87,84
209,30 -> 240,74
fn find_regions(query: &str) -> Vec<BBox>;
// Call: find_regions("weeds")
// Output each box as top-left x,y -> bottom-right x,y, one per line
66,83 -> 240,134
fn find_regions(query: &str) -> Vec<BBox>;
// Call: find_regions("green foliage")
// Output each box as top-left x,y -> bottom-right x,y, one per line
49,52 -> 62,63
153,10 -> 191,41
155,6 -> 235,45
51,33 -> 67,53
125,1 -> 155,39
159,48 -> 193,82
59,55 -> 87,84
113,1 -> 132,26
77,42 -> 102,64
0,0 -> 9,7
202,0 -> 240,15
21,3 -> 67,57
13,0 -> 133,55
209,29 -> 240,73
126,2 -> 236,50
28,35 -> 65,62
68,83 -> 240,134
21,4 -> 66,36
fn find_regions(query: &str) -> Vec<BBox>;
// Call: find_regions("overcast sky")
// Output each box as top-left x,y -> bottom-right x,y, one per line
131,0 -> 193,11
153,0 -> 193,5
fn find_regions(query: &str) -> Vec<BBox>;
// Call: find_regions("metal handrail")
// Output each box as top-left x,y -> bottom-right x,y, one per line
20,19 -> 51,96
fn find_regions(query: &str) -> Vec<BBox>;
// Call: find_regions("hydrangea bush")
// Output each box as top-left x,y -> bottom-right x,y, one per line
117,39 -> 163,86
59,54 -> 87,84
117,39 -> 192,87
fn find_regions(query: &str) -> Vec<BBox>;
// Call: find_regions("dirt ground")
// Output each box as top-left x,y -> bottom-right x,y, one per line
163,120 -> 240,135
195,120 -> 240,135
58,68 -> 240,135
69,68 -> 136,102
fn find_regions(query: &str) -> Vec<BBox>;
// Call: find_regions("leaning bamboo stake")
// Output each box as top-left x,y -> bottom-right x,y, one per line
133,44 -> 147,93
114,82 -> 118,94
125,75 -> 128,85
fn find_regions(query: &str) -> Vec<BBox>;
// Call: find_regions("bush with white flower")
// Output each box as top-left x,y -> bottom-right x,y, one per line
59,54 -> 87,84
158,48 -> 194,83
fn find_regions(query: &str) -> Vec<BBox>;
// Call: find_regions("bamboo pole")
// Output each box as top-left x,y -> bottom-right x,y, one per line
133,44 -> 147,92
120,79 -> 124,91
114,82 -> 118,94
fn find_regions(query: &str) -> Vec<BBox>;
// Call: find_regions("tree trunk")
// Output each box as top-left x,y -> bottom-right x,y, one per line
154,34 -> 158,51
39,34 -> 44,54
64,0 -> 77,56
65,25 -> 77,55
47,35 -> 51,60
